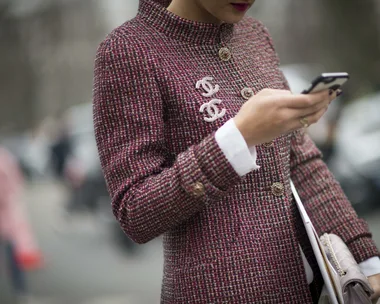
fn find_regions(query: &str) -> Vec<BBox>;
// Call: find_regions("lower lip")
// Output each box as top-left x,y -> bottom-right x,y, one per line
231,3 -> 249,12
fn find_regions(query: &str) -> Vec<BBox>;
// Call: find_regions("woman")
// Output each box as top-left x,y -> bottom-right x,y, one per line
0,147 -> 43,298
93,0 -> 380,302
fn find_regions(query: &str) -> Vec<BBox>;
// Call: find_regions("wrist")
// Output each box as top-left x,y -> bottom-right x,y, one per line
233,117 -> 257,147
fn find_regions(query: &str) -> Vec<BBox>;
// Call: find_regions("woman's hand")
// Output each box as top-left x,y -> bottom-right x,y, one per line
368,273 -> 380,304
233,88 -> 338,147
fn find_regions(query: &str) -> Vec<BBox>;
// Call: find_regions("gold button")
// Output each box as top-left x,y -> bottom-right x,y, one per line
271,182 -> 284,197
192,182 -> 205,197
241,87 -> 254,100
219,47 -> 232,62
263,140 -> 274,148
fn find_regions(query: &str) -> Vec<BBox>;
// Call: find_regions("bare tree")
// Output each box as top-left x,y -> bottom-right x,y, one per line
318,0 -> 380,98
0,3 -> 37,133
283,0 -> 380,100
0,0 -> 107,133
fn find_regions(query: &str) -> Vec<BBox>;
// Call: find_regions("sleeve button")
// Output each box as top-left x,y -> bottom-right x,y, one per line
192,182 -> 205,197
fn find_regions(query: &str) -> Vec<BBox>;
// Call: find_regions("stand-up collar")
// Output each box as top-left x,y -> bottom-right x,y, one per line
138,0 -> 235,45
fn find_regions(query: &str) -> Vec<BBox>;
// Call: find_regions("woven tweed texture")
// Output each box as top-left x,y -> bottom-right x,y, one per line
93,0 -> 380,303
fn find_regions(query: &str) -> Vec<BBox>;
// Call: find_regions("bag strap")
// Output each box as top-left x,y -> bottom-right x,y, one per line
290,179 -> 312,224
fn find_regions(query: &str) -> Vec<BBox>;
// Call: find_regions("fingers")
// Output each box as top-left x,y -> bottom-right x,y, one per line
291,89 -> 340,119
306,104 -> 328,125
284,90 -> 331,109
257,88 -> 292,97
368,274 -> 380,304
239,87 -> 341,143
288,105 -> 328,131
370,290 -> 380,304
287,91 -> 335,130
300,93 -> 337,118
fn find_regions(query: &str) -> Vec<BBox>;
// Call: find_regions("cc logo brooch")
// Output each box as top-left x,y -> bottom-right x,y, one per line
196,76 -> 226,123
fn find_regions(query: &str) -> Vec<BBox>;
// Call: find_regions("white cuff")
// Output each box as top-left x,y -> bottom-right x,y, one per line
359,256 -> 380,277
215,118 -> 260,177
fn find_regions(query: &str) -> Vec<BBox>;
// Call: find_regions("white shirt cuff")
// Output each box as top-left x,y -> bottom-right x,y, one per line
215,118 -> 260,176
359,256 -> 380,277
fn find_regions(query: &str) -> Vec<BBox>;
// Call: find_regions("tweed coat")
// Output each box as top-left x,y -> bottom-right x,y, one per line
92,0 -> 380,302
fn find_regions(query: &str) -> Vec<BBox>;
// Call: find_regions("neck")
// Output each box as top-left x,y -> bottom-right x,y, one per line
167,0 -> 222,24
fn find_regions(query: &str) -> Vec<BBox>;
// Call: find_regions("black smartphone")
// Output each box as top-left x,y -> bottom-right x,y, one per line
302,72 -> 350,94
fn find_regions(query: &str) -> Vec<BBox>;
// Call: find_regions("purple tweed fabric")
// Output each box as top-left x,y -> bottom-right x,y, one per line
92,0 -> 380,303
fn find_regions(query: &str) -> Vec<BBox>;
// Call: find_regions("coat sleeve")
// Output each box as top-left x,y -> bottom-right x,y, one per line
92,37 -> 242,244
289,130 -> 380,263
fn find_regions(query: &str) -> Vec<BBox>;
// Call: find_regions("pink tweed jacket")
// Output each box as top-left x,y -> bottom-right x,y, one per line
0,148 -> 39,257
93,0 -> 380,302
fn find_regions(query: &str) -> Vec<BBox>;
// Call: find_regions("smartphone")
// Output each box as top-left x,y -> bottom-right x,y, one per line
302,72 -> 349,94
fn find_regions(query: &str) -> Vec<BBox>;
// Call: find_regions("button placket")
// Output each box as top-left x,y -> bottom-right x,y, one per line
271,182 -> 285,197
263,141 -> 274,148
218,47 -> 232,62
241,87 -> 254,100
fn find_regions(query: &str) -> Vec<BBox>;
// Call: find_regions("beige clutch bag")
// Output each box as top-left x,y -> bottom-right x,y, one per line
318,233 -> 374,304
290,180 -> 374,304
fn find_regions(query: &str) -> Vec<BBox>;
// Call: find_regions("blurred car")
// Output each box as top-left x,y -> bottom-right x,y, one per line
62,103 -> 137,252
0,131 -> 51,179
328,92 -> 380,211
62,103 -> 104,212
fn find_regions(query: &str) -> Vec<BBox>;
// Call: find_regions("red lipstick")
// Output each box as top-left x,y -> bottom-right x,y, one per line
231,3 -> 250,12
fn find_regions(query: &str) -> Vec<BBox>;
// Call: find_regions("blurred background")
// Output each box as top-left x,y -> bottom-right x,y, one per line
0,0 -> 380,303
